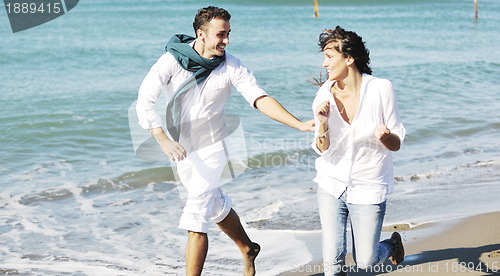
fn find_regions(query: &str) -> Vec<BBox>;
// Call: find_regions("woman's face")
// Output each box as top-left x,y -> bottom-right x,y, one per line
322,44 -> 349,81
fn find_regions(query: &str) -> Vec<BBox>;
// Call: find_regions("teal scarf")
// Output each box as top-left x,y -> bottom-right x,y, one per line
165,34 -> 225,141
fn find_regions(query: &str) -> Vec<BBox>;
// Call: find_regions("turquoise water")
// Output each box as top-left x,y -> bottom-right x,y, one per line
1,0 -> 500,275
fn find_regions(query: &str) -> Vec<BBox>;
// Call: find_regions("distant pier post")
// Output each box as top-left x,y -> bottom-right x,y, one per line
313,0 -> 320,18
474,0 -> 478,19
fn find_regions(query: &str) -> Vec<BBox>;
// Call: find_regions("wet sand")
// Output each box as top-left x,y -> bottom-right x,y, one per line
279,211 -> 500,275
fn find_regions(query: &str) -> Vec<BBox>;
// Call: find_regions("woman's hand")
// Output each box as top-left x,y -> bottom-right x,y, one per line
374,125 -> 401,151
315,101 -> 330,123
375,125 -> 391,140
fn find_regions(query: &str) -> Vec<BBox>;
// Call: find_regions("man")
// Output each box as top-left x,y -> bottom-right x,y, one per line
136,6 -> 313,276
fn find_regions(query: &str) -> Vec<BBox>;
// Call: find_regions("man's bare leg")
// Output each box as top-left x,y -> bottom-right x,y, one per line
186,231 -> 208,276
217,209 -> 261,276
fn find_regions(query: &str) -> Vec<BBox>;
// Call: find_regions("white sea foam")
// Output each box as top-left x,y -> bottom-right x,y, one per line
245,199 -> 284,222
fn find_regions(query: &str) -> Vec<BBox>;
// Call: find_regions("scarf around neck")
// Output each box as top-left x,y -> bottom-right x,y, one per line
164,34 -> 226,141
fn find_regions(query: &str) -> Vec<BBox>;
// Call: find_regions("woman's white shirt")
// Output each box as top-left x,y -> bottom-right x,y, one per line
311,74 -> 405,204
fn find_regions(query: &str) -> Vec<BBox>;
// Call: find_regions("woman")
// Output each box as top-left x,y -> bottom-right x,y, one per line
311,26 -> 406,275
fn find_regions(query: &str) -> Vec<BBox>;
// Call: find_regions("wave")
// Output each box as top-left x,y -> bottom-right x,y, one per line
14,167 -> 178,206
395,159 -> 500,183
9,143 -> 500,207
9,148 -> 315,206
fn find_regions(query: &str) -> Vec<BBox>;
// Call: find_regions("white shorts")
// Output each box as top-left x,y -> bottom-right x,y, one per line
178,188 -> 232,233
176,141 -> 232,233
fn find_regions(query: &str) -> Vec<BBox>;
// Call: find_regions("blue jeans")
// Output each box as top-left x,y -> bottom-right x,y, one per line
317,187 -> 394,276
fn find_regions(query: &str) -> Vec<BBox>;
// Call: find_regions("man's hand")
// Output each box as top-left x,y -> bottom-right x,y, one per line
161,139 -> 187,162
299,119 -> 315,132
149,127 -> 187,162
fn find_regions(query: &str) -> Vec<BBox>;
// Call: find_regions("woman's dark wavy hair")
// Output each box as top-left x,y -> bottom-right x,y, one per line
319,26 -> 372,75
193,6 -> 231,35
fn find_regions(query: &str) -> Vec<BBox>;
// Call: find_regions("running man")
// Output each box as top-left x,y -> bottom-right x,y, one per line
136,6 -> 313,276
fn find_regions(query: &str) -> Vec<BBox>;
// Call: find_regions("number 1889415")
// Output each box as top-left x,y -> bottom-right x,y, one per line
5,2 -> 62,14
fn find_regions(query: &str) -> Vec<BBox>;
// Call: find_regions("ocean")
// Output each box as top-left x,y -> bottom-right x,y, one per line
1,0 -> 499,275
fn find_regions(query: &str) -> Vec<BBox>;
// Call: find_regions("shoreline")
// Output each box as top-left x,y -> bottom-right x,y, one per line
278,211 -> 500,275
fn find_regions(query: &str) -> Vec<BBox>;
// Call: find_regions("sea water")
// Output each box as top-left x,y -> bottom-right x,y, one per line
1,0 -> 499,274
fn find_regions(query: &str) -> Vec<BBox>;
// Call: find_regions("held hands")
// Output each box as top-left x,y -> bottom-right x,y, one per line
315,101 -> 330,124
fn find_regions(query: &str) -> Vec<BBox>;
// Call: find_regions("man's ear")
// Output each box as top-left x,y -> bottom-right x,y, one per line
196,29 -> 205,41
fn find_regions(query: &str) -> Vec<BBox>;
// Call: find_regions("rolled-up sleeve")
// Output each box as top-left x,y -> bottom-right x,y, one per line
228,55 -> 267,108
136,53 -> 174,129
380,80 -> 406,145
311,140 -> 336,157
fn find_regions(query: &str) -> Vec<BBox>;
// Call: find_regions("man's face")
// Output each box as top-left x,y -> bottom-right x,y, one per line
197,18 -> 230,59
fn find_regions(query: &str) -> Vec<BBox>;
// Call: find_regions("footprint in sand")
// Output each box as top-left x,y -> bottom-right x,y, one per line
382,223 -> 423,232
487,250 -> 500,258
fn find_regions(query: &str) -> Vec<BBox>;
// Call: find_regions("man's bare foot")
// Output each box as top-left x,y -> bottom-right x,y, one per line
243,242 -> 260,276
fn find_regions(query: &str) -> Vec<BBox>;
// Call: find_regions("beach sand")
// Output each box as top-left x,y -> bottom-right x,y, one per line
279,211 -> 500,275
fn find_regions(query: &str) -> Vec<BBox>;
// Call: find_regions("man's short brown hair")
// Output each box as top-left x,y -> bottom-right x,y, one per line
193,6 -> 231,35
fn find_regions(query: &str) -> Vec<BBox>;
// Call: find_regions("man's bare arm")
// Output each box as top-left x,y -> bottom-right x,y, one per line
254,96 -> 314,131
